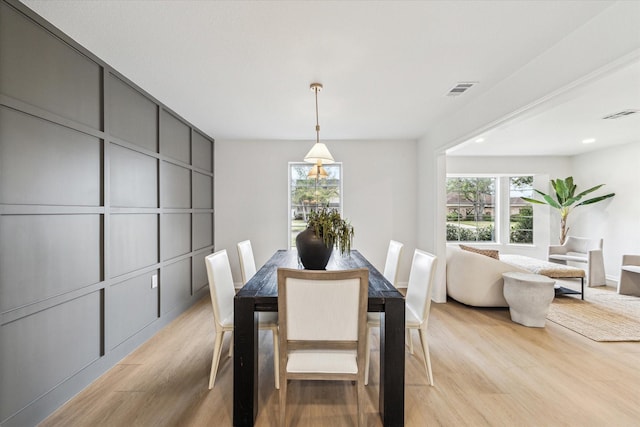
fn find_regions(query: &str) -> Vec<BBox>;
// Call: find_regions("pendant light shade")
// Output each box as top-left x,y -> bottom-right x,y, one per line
304,82 -> 335,164
308,161 -> 328,179
304,142 -> 334,164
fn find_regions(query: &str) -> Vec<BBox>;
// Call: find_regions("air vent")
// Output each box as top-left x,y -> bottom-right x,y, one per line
602,109 -> 639,119
446,81 -> 478,97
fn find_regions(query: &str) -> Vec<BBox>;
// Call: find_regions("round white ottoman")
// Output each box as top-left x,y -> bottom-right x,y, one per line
502,272 -> 556,327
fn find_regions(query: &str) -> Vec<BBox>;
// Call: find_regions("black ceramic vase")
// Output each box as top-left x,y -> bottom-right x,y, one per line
295,227 -> 333,270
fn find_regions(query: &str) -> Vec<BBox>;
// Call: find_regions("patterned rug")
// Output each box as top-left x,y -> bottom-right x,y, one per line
546,284 -> 640,341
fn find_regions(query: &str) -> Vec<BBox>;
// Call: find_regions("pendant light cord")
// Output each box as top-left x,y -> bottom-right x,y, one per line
314,86 -> 320,144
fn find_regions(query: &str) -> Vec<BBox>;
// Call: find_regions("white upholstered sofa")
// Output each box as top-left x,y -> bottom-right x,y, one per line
447,246 -> 587,307
446,246 -> 527,307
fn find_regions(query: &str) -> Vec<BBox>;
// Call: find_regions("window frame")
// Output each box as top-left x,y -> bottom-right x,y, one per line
446,174 -> 536,246
287,162 -> 344,249
507,176 -> 534,245
445,175 -> 498,243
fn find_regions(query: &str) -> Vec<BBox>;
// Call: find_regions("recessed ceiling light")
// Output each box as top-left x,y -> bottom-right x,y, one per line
474,138 -> 485,143
582,138 -> 596,144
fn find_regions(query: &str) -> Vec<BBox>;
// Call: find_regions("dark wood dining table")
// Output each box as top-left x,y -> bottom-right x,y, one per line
233,249 -> 405,426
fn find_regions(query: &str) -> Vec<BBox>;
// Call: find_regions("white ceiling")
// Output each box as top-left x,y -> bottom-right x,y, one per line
447,59 -> 640,156
22,0 -> 640,156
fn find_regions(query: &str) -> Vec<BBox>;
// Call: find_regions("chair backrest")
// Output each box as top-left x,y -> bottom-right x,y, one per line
405,249 -> 438,325
205,250 -> 236,328
565,236 -> 603,253
383,240 -> 404,286
237,240 -> 257,284
277,268 -> 369,345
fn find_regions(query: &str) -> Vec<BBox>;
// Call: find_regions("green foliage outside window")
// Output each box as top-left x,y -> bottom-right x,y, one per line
509,176 -> 534,244
446,223 -> 495,242
510,206 -> 533,243
446,177 -> 495,242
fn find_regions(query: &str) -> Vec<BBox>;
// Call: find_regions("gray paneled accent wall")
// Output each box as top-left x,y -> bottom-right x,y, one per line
0,1 -> 214,425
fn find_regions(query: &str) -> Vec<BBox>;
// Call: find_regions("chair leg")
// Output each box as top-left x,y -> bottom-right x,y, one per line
228,332 -> 233,358
407,328 -> 414,354
209,331 -> 225,389
418,327 -> 434,386
364,325 -> 372,385
272,326 -> 280,389
279,375 -> 287,427
356,377 -> 365,427
588,251 -> 606,287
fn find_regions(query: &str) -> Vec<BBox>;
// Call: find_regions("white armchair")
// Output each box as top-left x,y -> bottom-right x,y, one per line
548,236 -> 606,287
618,254 -> 640,296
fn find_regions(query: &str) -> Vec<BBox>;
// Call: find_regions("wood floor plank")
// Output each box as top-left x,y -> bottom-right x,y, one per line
40,292 -> 640,426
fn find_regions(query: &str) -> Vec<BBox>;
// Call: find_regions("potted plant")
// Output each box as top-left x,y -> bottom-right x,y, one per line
521,176 -> 614,244
296,208 -> 354,270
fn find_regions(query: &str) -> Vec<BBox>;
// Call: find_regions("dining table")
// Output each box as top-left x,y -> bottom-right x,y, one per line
233,249 -> 406,426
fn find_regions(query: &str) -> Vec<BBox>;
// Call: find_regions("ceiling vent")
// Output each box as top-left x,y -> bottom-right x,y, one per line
602,109 -> 639,119
446,81 -> 478,97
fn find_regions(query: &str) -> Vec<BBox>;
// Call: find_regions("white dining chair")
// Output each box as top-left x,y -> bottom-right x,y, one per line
365,249 -> 438,386
383,240 -> 404,286
277,267 -> 369,427
237,240 -> 258,285
205,250 -> 280,389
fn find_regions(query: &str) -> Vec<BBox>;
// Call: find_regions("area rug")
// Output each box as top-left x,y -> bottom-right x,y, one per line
546,286 -> 640,342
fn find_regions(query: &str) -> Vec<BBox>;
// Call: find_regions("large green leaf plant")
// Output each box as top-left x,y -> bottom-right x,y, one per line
522,176 -> 614,245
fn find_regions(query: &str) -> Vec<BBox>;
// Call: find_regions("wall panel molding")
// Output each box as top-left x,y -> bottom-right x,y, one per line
0,1 -> 214,425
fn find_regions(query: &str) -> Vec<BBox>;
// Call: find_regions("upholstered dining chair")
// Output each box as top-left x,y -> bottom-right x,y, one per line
365,249 -> 438,386
277,268 -> 369,427
205,250 -> 280,389
383,240 -> 404,286
237,240 -> 257,285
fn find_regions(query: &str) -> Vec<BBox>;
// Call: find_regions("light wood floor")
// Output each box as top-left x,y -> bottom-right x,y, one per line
41,284 -> 640,426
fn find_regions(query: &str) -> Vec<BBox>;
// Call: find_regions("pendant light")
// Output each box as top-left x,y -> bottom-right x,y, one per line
307,160 -> 328,179
304,83 -> 335,165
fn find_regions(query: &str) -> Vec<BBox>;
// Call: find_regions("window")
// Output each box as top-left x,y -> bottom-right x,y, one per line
509,176 -> 534,244
288,162 -> 342,248
446,175 -> 535,245
446,177 -> 496,242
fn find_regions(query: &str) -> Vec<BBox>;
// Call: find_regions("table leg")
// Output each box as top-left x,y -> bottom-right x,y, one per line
233,297 -> 259,426
379,298 -> 405,426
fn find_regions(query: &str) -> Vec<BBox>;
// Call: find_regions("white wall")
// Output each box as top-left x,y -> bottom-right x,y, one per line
215,139 -> 418,286
446,156 -> 570,179
570,141 -> 640,283
416,139 -> 447,301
